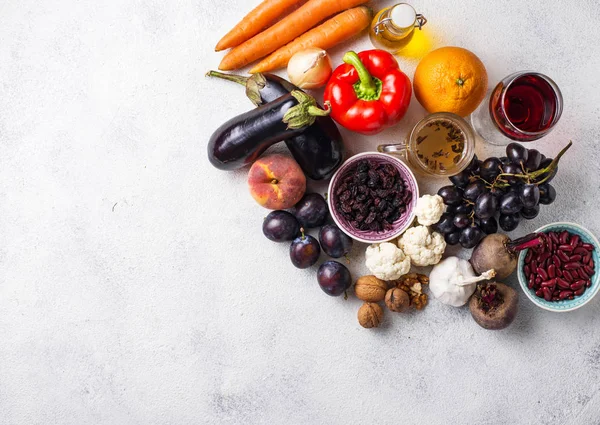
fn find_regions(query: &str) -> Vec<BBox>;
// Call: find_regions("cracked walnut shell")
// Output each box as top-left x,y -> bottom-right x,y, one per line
385,288 -> 410,312
358,303 -> 384,328
355,275 -> 388,302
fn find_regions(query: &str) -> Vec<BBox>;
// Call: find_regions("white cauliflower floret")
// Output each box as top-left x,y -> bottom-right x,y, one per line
398,225 -> 446,267
365,242 -> 411,281
414,194 -> 445,226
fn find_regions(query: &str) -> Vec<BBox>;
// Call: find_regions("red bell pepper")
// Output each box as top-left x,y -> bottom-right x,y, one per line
324,50 -> 412,135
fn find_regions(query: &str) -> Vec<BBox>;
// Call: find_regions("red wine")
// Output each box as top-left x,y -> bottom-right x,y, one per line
490,73 -> 561,141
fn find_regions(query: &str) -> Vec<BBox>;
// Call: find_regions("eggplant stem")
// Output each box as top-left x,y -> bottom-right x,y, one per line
206,70 -> 248,86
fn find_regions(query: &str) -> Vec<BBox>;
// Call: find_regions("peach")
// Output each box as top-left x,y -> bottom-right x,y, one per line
248,154 -> 306,210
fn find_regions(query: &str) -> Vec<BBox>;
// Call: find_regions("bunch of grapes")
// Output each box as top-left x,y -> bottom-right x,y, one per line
435,141 -> 572,249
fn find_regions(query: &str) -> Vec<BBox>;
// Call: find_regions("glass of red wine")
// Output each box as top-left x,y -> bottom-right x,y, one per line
470,71 -> 563,145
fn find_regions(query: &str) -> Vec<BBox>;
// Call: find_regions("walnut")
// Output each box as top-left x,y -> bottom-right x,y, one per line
357,302 -> 384,328
385,288 -> 410,312
390,273 -> 430,310
355,275 -> 388,302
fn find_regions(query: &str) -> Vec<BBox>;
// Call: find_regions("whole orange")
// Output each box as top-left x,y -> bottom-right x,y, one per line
413,47 -> 488,116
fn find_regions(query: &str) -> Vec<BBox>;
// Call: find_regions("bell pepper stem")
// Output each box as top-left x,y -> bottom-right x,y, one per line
343,51 -> 382,101
283,91 -> 330,130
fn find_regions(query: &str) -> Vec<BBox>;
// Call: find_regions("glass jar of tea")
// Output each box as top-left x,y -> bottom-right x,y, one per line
369,3 -> 427,54
378,112 -> 476,177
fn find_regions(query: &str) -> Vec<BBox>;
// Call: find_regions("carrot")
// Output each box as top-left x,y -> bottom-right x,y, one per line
250,6 -> 372,73
218,0 -> 368,71
215,0 -> 305,51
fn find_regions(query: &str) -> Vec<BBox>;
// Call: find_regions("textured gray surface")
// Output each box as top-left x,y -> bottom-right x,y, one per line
1,0 -> 600,424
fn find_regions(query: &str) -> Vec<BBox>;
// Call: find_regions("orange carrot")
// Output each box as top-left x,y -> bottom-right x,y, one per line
219,0 -> 368,71
215,0 -> 305,52
250,6 -> 372,73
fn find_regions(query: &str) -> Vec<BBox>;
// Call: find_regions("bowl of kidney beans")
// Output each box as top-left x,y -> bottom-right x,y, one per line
327,152 -> 419,244
518,222 -> 599,312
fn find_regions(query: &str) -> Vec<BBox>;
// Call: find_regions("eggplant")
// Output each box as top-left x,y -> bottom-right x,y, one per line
207,71 -> 344,180
208,90 -> 329,170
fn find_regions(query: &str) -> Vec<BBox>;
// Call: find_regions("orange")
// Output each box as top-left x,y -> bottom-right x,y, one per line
413,46 -> 488,117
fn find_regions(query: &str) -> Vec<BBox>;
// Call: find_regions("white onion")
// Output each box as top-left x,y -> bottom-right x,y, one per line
287,48 -> 332,89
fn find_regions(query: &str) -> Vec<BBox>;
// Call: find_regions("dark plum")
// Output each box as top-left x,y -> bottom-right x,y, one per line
519,184 -> 540,209
498,213 -> 520,231
506,142 -> 529,165
479,216 -> 498,235
480,157 -> 502,181
521,205 -> 540,220
294,193 -> 328,228
449,169 -> 471,188
445,231 -> 461,246
464,180 -> 488,202
474,192 -> 498,220
435,213 -> 457,234
539,183 -> 556,205
459,224 -> 484,249
437,185 -> 463,206
499,192 -> 523,215
319,224 -> 353,258
263,210 -> 300,242
524,149 -> 542,171
453,213 -> 470,229
289,232 -> 321,268
317,261 -> 351,296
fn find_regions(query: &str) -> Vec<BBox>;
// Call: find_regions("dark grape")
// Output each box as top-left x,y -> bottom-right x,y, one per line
464,180 -> 488,201
459,224 -> 484,249
318,224 -> 353,258
465,155 -> 479,173
263,210 -> 300,242
437,185 -> 463,206
519,184 -> 540,209
453,213 -> 470,229
499,156 -> 511,166
534,157 -> 558,183
293,193 -> 328,228
445,231 -> 461,245
317,261 -> 351,296
501,163 -> 522,184
474,192 -> 498,219
449,169 -> 471,188
499,213 -> 520,231
506,142 -> 529,165
445,204 -> 459,214
480,157 -> 502,181
539,183 -> 556,205
434,213 -> 457,234
521,205 -> 540,220
524,149 -> 543,171
455,203 -> 473,215
290,234 -> 321,268
479,216 -> 498,235
499,192 -> 524,215
489,186 -> 506,200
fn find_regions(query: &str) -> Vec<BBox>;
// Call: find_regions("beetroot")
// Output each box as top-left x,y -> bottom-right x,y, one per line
469,283 -> 518,330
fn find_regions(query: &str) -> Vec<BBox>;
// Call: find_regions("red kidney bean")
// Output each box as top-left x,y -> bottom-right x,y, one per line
550,232 -> 559,244
543,287 -> 552,301
547,239 -> 553,253
528,277 -> 535,289
569,255 -> 582,262
537,267 -> 549,280
557,278 -> 571,290
586,280 -> 592,288
556,268 -> 563,278
548,264 -> 556,278
557,251 -> 570,262
535,288 -> 544,298
535,277 -> 542,285
584,265 -> 594,274
541,279 -> 556,288
589,258 -> 595,268
579,268 -> 590,279
563,270 -> 574,282
524,265 -> 530,276
536,252 -> 549,264
574,247 -> 588,255
559,290 -> 573,300
560,231 -> 569,244
530,260 -> 538,272
583,253 -> 591,264
570,280 -> 585,291
553,255 -> 562,268
564,262 -> 582,270
582,243 -> 595,251
574,288 -> 585,296
570,235 -> 580,247
525,250 -> 533,263
559,244 -> 574,252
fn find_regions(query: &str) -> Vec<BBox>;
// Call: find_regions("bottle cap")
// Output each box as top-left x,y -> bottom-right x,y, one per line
390,3 -> 416,29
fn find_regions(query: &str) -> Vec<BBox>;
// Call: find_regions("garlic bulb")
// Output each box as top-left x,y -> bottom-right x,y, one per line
287,48 -> 332,89
429,257 -> 496,307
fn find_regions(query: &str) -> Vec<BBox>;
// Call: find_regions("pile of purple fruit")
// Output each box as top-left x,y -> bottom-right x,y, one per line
262,193 -> 354,296
435,141 -> 570,249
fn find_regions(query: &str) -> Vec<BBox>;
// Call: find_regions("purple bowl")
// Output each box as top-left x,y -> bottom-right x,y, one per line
327,152 -> 419,244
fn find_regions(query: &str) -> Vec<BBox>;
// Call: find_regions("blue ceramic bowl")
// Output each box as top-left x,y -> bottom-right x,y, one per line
518,222 -> 600,312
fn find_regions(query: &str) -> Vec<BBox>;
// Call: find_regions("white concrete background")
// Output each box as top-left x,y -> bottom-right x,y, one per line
1,0 -> 600,424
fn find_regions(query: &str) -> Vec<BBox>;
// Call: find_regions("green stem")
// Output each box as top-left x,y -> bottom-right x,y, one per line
343,51 -> 382,101
282,91 -> 330,130
531,141 -> 573,185
205,70 -> 249,86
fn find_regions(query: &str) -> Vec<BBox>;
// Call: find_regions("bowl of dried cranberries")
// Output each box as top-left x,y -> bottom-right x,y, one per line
328,152 -> 419,244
